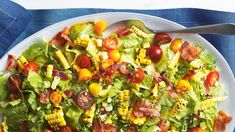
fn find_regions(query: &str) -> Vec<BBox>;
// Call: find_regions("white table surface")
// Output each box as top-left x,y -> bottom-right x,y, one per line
13,0 -> 235,13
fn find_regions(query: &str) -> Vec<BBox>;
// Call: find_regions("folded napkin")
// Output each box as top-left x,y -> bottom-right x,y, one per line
0,0 -> 31,56
7,8 -> 235,75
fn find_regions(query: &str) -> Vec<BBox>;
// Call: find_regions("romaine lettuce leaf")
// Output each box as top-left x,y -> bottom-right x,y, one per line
120,34 -> 142,48
140,74 -> 153,89
27,71 -> 43,90
0,75 -> 9,100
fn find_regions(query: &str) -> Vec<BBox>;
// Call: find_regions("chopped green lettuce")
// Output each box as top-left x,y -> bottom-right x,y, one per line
27,71 -> 43,90
120,34 -> 142,48
0,75 -> 9,100
199,50 -> 216,70
140,74 -> 153,89
28,92 -> 38,110
86,41 -> 98,57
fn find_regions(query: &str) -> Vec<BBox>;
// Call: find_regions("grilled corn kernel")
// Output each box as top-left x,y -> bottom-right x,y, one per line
83,104 -> 96,124
118,90 -> 129,120
128,108 -> 146,125
74,35 -> 90,47
197,96 -> 227,111
45,107 -> 66,130
143,42 -> 150,48
151,83 -> 158,97
91,55 -> 99,71
46,64 -> 53,78
17,56 -> 28,71
131,26 -> 148,39
55,50 -> 70,69
136,48 -> 151,65
170,99 -> 188,116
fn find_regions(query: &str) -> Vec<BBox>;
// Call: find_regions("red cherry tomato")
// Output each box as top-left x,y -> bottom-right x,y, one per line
76,54 -> 91,68
127,124 -> 138,132
157,119 -> 168,132
23,61 -> 39,74
148,46 -> 163,63
102,36 -> 118,50
129,68 -> 145,83
59,126 -> 72,132
75,90 -> 94,110
205,71 -> 219,87
153,33 -> 172,45
116,27 -> 133,37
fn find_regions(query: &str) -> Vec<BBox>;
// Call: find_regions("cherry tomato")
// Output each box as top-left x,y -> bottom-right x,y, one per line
129,68 -> 145,83
170,38 -> 182,52
23,61 -> 39,74
183,70 -> 196,80
94,21 -> 107,35
108,50 -> 121,62
76,54 -> 91,68
127,124 -> 138,132
148,46 -> 163,63
7,74 -> 22,94
116,27 -> 133,37
102,36 -> 118,50
59,126 -> 72,132
205,71 -> 219,87
157,119 -> 168,132
75,90 -> 94,110
118,62 -> 130,75
49,91 -> 62,106
153,33 -> 172,45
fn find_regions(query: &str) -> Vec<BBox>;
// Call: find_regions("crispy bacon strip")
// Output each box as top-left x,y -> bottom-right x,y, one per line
213,110 -> 232,132
92,118 -> 117,132
49,27 -> 72,47
5,54 -> 15,71
180,42 -> 202,62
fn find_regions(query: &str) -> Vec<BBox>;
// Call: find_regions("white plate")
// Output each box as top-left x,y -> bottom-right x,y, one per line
1,12 -> 234,131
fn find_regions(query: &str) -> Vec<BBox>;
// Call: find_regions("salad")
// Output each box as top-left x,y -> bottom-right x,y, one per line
0,20 -> 232,132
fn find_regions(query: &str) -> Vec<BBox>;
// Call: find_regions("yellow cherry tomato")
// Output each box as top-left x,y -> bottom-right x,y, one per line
89,83 -> 102,97
49,91 -> 62,106
108,50 -> 121,62
170,38 -> 182,52
94,21 -> 107,35
176,80 -> 191,93
78,68 -> 92,81
101,59 -> 114,69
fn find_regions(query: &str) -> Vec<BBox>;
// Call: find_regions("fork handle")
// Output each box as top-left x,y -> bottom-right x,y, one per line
155,23 -> 235,35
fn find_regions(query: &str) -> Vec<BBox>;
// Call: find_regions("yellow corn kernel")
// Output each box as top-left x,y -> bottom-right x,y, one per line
45,107 -> 66,130
55,50 -> 70,69
169,51 -> 181,69
83,104 -> 96,124
135,48 -> 151,65
131,26 -> 148,39
170,99 -> 188,116
46,64 -> 53,78
151,83 -> 158,97
128,108 -> 146,125
118,90 -> 129,120
91,55 -> 99,71
143,42 -> 150,48
73,64 -> 81,73
16,56 -> 28,71
197,96 -> 227,111
74,35 -> 90,47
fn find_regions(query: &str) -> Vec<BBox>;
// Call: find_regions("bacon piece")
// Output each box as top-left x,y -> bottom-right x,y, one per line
167,86 -> 178,98
5,54 -> 15,71
180,42 -> 202,62
52,70 -> 69,80
157,119 -> 168,132
183,70 -> 196,80
92,118 -> 117,132
116,27 -> 133,37
39,92 -> 48,104
133,101 -> 160,117
213,110 -> 232,132
49,27 -> 72,47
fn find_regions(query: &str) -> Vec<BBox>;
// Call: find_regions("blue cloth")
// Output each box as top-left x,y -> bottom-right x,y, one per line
0,0 -> 31,56
9,8 -> 235,75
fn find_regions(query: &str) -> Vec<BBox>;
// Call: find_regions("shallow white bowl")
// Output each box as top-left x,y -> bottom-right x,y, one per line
0,12 -> 234,131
